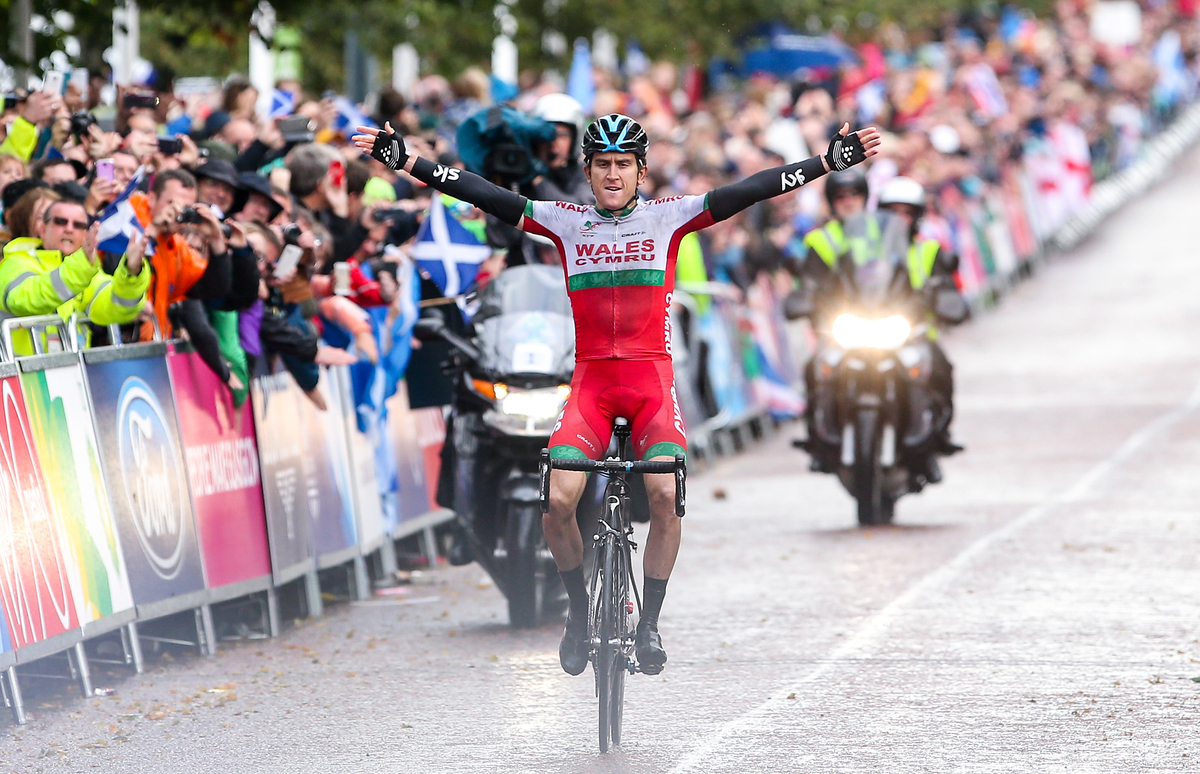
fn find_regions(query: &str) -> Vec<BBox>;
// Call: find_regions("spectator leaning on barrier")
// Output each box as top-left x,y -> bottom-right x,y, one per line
0,197 -> 148,355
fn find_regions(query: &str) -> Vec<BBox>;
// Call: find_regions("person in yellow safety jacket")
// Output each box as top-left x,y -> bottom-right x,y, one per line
0,198 -> 149,356
0,92 -> 58,163
876,175 -> 967,483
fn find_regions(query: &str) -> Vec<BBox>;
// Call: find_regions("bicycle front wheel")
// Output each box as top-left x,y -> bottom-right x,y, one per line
594,536 -> 627,752
608,539 -> 628,747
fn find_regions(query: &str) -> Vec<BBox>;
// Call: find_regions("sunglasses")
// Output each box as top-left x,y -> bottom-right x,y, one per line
51,216 -> 89,230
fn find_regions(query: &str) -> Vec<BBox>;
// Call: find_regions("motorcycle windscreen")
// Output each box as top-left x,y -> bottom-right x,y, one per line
842,212 -> 910,310
474,265 -> 575,378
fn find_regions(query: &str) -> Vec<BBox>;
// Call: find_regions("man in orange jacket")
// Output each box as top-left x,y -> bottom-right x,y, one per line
130,169 -> 231,338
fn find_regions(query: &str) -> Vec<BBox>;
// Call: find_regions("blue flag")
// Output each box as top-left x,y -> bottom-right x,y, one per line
410,196 -> 491,297
269,88 -> 296,119
567,38 -> 595,115
331,96 -> 376,134
96,167 -> 146,255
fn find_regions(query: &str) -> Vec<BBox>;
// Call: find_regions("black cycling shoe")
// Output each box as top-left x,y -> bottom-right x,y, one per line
635,623 -> 667,675
559,615 -> 589,676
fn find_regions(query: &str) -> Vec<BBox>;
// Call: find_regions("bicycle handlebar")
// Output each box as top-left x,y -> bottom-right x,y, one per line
539,449 -> 687,518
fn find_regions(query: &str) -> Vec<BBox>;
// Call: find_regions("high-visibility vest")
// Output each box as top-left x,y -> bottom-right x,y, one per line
802,220 -> 847,268
907,239 -> 941,290
803,218 -> 890,268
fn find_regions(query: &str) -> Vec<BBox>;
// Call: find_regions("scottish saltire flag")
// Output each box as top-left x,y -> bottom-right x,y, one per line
410,195 -> 491,297
269,89 -> 296,119
331,96 -> 376,134
96,167 -> 146,255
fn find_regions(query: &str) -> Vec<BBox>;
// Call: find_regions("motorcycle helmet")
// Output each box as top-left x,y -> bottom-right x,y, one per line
532,93 -> 586,149
581,113 -> 648,165
878,176 -> 927,214
824,167 -> 869,208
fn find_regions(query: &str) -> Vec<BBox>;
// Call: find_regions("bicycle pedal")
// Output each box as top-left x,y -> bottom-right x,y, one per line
628,540 -> 638,552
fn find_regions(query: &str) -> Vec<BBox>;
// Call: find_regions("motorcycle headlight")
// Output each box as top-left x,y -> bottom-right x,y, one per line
831,314 -> 912,350
482,385 -> 571,436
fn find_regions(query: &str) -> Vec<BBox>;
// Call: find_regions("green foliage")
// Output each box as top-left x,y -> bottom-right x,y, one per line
5,0 -> 1039,95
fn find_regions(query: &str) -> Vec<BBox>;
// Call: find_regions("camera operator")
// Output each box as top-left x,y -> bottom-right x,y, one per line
454,102 -> 591,265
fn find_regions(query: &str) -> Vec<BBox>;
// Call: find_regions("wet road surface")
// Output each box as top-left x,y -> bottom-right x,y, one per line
5,150 -> 1200,772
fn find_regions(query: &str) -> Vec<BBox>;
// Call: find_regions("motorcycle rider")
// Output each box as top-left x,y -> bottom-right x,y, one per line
876,176 -> 965,483
791,167 -> 880,473
355,115 -> 880,676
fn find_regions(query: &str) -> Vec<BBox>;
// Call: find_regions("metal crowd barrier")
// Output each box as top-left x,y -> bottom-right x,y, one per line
0,316 -> 452,725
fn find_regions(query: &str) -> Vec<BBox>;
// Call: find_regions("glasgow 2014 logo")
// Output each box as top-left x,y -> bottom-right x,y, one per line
117,376 -> 187,580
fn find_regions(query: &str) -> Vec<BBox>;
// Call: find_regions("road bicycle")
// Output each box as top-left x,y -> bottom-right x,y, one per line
540,417 -> 686,752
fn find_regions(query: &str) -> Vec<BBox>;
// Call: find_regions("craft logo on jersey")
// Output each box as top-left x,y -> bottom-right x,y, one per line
117,376 -> 187,580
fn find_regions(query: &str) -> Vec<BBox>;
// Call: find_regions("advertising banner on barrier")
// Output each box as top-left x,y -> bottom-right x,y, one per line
19,363 -> 135,627
0,370 -> 80,648
169,350 -> 271,589
386,381 -> 431,525
304,370 -> 357,560
331,366 -> 385,551
251,371 -> 313,582
85,351 -> 207,606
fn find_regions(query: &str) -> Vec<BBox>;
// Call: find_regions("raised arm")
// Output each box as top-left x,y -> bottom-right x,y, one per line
353,124 -> 527,228
708,124 -> 881,223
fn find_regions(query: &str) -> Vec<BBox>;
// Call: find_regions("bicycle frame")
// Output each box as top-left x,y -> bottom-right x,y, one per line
539,418 -> 686,752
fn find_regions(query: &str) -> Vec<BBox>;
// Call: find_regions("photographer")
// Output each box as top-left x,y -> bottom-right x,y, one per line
131,169 -> 231,338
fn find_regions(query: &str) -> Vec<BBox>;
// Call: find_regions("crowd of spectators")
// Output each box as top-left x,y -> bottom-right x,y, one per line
0,0 -> 1194,405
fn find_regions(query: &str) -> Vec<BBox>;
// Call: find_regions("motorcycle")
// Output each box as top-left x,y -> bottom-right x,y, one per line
789,213 -> 966,527
415,264 -> 590,627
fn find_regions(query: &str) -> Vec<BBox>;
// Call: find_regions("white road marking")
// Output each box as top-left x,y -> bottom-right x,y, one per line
668,378 -> 1200,773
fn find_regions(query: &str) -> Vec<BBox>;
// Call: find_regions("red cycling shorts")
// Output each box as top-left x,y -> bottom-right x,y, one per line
549,358 -> 687,461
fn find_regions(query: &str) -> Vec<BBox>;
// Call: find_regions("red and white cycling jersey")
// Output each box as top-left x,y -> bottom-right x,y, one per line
521,196 -> 714,362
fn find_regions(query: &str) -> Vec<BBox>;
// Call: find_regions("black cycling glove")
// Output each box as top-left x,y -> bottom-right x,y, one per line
825,131 -> 869,172
371,128 -> 408,171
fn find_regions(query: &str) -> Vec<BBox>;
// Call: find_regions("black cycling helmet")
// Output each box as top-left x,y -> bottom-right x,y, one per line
824,167 -> 869,208
581,113 -> 648,165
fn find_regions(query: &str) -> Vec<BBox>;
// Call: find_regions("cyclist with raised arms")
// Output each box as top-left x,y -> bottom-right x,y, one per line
354,116 -> 880,677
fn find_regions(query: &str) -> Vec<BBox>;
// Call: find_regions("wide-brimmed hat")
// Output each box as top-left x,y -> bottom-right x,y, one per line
192,158 -> 241,189
229,171 -> 284,222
